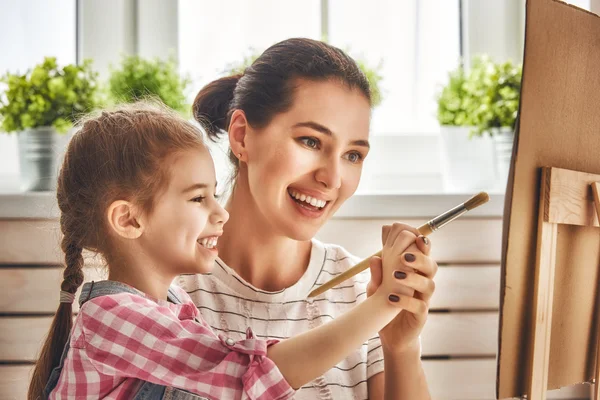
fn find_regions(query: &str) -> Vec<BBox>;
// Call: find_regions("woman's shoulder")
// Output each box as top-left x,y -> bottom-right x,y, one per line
314,239 -> 370,282
315,239 -> 361,268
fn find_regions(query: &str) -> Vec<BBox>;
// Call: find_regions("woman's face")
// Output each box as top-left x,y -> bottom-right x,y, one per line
242,79 -> 371,240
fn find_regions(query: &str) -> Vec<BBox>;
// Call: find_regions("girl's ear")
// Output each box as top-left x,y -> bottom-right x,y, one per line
106,200 -> 144,239
229,109 -> 248,161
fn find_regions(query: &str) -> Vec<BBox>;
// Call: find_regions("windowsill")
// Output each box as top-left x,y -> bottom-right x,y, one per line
0,175 -> 505,219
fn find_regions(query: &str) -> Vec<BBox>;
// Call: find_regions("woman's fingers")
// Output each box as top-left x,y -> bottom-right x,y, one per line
416,235 -> 432,256
382,223 -> 420,247
391,269 -> 435,302
386,293 -> 429,322
400,248 -> 438,279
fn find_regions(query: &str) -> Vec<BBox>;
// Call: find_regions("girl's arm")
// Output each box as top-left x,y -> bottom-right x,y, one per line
268,225 -> 415,389
267,290 -> 398,389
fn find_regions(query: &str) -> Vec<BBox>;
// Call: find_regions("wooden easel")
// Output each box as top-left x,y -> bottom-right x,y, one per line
527,167 -> 600,400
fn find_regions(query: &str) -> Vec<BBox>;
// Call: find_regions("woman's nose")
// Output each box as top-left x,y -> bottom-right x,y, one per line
315,159 -> 342,189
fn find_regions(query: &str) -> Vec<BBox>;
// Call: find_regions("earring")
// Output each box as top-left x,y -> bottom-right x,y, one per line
237,153 -> 242,160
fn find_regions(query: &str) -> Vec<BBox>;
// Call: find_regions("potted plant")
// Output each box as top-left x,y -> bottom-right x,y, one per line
0,57 -> 100,191
467,56 -> 522,186
436,60 -> 496,192
108,54 -> 191,115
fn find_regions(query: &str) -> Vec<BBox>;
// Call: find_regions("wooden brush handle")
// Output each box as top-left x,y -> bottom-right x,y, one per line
308,221 -> 431,298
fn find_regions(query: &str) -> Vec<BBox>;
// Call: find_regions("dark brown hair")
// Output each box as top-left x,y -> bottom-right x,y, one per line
192,38 -> 371,179
28,103 -> 205,400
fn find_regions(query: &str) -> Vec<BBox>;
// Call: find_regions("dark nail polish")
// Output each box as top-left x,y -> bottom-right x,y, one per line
394,271 -> 407,279
389,294 -> 400,302
404,253 -> 416,262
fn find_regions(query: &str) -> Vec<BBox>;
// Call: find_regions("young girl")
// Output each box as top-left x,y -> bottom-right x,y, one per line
28,103 -> 422,400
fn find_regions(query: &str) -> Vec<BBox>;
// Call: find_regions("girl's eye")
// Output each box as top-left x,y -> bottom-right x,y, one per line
191,196 -> 205,203
345,151 -> 364,164
299,137 -> 320,149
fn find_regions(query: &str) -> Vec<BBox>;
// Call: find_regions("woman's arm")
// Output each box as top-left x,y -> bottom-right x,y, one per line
366,223 -> 438,400
368,344 -> 430,400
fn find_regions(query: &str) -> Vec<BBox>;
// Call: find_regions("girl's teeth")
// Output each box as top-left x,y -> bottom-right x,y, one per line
199,237 -> 218,249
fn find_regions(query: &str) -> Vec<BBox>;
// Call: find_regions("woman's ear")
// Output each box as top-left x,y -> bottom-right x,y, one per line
229,109 -> 248,161
106,200 -> 144,239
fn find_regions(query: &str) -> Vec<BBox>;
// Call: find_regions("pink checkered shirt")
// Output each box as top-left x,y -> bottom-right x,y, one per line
50,286 -> 294,400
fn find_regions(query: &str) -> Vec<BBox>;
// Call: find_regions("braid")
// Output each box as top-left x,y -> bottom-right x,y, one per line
60,237 -> 84,294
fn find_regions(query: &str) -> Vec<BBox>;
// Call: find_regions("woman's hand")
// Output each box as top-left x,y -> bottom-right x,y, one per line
366,223 -> 438,354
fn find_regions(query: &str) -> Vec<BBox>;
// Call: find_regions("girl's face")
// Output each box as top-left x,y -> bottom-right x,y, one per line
243,79 -> 371,240
139,148 -> 229,274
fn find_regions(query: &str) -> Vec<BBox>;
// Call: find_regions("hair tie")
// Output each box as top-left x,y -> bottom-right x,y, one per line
59,291 -> 75,304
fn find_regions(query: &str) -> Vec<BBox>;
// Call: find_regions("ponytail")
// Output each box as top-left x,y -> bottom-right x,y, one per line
192,74 -> 242,142
28,235 -> 84,400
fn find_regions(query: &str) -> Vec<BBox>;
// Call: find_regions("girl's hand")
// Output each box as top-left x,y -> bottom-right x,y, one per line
366,223 -> 438,354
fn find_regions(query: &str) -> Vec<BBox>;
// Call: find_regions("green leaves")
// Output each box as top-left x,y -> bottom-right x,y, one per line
0,57 -> 100,134
108,55 -> 190,115
437,55 -> 522,137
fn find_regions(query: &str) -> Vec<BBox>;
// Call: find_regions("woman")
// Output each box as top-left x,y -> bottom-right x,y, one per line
180,38 -> 437,399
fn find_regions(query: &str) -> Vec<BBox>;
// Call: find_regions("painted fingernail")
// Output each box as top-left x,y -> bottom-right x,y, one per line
404,253 -> 416,262
420,235 -> 430,246
394,271 -> 407,279
389,294 -> 400,302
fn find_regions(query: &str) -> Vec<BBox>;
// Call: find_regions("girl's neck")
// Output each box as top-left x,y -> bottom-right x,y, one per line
217,187 -> 312,292
107,250 -> 174,301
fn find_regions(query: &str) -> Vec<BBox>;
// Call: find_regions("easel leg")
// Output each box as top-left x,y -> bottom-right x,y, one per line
528,169 -> 558,400
591,182 -> 600,400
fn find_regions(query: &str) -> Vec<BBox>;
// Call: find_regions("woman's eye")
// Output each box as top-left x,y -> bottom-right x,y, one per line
191,196 -> 205,203
345,152 -> 364,164
299,137 -> 320,149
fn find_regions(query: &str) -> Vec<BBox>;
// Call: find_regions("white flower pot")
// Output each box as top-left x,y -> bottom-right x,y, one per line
438,126 -> 496,192
490,127 -> 514,190
17,127 -> 70,191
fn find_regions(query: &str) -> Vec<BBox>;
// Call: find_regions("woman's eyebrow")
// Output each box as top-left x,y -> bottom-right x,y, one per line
292,121 -> 370,149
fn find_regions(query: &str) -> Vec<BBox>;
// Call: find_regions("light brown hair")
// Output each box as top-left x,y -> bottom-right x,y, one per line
28,103 -> 206,399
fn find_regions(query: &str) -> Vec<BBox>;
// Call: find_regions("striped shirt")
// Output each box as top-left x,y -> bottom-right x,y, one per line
178,239 -> 385,400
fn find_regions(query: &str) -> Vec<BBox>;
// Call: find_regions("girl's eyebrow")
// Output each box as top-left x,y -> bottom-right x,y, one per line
182,182 -> 218,194
292,121 -> 370,149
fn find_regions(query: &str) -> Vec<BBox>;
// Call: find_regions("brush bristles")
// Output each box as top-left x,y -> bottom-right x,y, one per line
464,192 -> 490,210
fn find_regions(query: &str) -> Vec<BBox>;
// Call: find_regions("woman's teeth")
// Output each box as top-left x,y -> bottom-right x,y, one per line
199,237 -> 218,249
288,189 -> 327,208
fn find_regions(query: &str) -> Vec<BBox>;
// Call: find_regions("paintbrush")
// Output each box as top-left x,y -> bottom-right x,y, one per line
307,191 -> 490,298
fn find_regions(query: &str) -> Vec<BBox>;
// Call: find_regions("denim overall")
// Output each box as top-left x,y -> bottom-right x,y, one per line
43,280 -> 208,400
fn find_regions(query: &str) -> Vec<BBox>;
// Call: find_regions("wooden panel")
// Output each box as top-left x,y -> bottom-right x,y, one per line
421,313 -> 497,356
0,362 -> 589,400
0,317 -> 50,362
0,220 -> 102,265
430,265 -> 500,310
0,365 -> 33,400
0,312 -> 499,361
317,218 -> 502,263
0,220 -> 61,264
423,359 -> 590,400
0,266 -> 106,313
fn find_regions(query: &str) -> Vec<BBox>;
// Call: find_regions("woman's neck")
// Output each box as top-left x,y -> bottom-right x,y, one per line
217,188 -> 312,292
